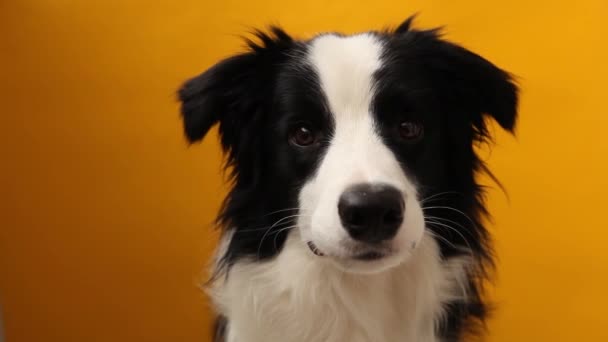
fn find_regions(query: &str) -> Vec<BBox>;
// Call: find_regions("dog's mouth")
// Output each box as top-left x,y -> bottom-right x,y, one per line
307,241 -> 325,256
352,251 -> 387,261
307,241 -> 390,261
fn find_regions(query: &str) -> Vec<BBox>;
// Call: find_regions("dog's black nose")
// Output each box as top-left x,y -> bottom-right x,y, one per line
338,183 -> 405,243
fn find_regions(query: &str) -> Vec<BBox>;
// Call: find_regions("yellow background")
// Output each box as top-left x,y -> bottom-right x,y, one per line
1,0 -> 607,341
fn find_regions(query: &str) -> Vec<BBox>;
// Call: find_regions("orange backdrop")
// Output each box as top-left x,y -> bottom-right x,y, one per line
1,0 -> 607,341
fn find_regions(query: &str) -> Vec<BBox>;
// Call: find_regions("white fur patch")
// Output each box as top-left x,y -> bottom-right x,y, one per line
210,232 -> 469,342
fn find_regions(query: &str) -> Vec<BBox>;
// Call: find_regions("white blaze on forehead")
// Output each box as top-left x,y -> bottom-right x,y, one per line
308,34 -> 383,116
305,33 -> 403,187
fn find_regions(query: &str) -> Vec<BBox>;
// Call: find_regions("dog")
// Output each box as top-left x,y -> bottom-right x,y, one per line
178,16 -> 518,342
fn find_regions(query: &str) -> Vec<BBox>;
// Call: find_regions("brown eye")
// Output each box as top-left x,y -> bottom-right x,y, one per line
290,125 -> 317,147
398,121 -> 424,141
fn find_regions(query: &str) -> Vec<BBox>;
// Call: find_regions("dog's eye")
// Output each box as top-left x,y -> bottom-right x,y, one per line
289,125 -> 317,147
398,121 -> 424,141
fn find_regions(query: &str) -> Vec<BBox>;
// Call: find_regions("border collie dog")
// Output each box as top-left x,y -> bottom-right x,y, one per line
179,16 -> 518,342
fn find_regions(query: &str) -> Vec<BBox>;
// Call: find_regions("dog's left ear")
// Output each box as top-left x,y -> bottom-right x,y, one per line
395,19 -> 519,133
428,39 -> 519,132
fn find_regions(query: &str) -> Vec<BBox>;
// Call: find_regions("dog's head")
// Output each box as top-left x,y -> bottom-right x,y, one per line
179,17 -> 517,274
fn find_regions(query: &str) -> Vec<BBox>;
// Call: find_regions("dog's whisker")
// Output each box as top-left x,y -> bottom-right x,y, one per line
425,230 -> 460,250
230,214 -> 310,234
268,214 -> 306,227
424,215 -> 474,237
422,206 -> 478,228
425,219 -> 474,253
271,225 -> 299,252
232,222 -> 298,234
261,208 -> 303,216
419,191 -> 462,205
231,208 -> 308,225
256,215 -> 303,258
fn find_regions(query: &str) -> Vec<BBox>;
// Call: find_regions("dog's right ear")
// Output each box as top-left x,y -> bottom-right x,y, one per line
178,54 -> 254,143
177,27 -> 294,145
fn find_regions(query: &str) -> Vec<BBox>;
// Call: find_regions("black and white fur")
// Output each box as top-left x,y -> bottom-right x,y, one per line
179,16 -> 518,342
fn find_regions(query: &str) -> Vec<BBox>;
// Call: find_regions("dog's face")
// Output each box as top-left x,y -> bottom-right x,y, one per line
179,18 -> 517,274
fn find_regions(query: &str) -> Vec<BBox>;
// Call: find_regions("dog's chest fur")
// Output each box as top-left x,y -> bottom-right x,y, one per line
210,232 -> 470,342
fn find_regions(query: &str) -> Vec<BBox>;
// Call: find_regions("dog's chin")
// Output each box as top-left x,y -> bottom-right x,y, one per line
332,253 -> 407,274
306,241 -> 409,275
